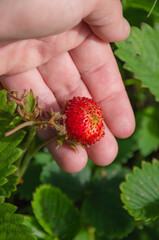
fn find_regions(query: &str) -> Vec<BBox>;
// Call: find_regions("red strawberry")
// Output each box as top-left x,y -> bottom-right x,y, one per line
64,97 -> 105,146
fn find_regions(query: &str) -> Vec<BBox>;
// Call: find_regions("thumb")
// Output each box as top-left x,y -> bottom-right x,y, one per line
84,0 -> 130,42
0,0 -> 129,42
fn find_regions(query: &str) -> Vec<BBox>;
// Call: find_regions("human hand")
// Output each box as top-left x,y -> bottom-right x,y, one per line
0,0 -> 135,172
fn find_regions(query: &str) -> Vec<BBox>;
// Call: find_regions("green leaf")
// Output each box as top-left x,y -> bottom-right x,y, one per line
0,203 -> 37,240
0,90 -> 17,114
0,175 -> 18,197
44,236 -> 56,240
135,107 -> 159,156
120,159 -> 159,220
74,230 -> 89,240
0,110 -> 15,136
115,24 -> 159,101
0,90 -> 26,200
24,216 -> 49,240
24,216 -> 59,240
115,135 -> 137,164
0,90 -> 37,239
9,116 -> 22,126
0,196 -> 5,204
0,143 -> 23,199
122,0 -> 159,17
124,78 -> 141,86
0,148 -> 22,172
26,90 -> 36,113
82,178 -> 135,239
40,161 -> 91,201
0,165 -> 17,183
0,129 -> 25,154
32,185 -> 81,240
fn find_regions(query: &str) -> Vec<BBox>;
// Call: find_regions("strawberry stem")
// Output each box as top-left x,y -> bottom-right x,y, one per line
5,120 -> 48,137
15,126 -> 36,175
88,227 -> 95,240
19,134 -> 57,178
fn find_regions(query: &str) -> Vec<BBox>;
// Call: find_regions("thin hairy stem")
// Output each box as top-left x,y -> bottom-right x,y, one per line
5,120 -> 48,137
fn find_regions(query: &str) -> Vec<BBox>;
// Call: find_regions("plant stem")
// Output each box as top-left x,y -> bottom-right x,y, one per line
88,227 -> 95,240
147,0 -> 158,17
7,92 -> 22,103
19,134 -> 57,178
5,120 -> 48,137
16,126 -> 36,175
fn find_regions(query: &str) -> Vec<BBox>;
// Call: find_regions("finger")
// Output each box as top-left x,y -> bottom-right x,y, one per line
0,22 -> 89,76
1,69 -> 58,111
0,0 -> 129,42
0,39 -> 52,76
84,0 -> 130,42
38,52 -> 91,103
70,34 -> 135,138
1,69 -> 88,173
39,51 -> 118,166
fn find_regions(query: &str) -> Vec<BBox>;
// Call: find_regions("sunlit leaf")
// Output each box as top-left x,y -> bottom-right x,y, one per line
0,203 -> 36,240
115,24 -> 159,100
0,90 -> 17,114
0,90 -> 25,200
26,90 -> 36,113
121,159 -> 159,220
24,216 -> 49,240
0,175 -> 18,197
32,185 -> 80,240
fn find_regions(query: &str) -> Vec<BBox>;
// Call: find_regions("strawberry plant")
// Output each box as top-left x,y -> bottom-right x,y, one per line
0,1 -> 159,240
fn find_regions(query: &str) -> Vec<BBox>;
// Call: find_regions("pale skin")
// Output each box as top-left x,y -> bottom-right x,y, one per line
0,0 -> 135,173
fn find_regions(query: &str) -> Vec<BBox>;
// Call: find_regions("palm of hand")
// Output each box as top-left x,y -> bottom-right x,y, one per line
0,22 -> 135,173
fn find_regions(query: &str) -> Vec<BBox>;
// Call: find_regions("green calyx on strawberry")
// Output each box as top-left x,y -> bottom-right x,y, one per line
64,97 -> 105,146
